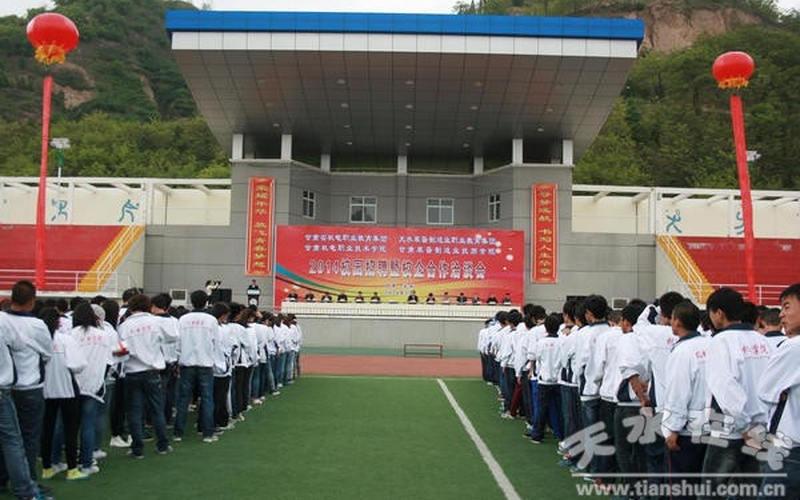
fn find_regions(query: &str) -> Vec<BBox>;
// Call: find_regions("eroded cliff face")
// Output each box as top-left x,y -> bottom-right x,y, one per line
615,2 -> 764,52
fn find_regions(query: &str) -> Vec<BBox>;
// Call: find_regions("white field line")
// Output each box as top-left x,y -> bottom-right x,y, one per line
437,379 -> 522,500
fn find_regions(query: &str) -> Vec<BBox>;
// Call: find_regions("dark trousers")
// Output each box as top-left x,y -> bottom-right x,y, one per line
213,376 -> 231,428
615,405 -> 645,493
596,399 -> 618,474
41,397 -> 80,470
531,383 -> 561,441
13,389 -> 43,481
109,375 -> 127,437
666,435 -> 707,500
560,384 -> 581,439
161,362 -> 178,425
232,366 -> 250,417
519,370 -> 532,423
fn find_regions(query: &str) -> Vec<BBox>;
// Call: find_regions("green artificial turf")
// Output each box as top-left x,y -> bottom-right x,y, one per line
47,377 -> 580,500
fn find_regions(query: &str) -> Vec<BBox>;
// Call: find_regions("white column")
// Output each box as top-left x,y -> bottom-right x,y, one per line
473,157 -> 484,175
231,133 -> 244,160
280,134 -> 293,161
562,139 -> 574,166
321,154 -> 331,172
512,138 -> 523,164
397,155 -> 408,175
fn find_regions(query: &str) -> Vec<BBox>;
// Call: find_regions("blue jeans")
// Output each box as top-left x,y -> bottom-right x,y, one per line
267,355 -> 278,393
125,370 -> 170,456
0,389 -> 38,499
174,366 -> 214,439
699,438 -> 759,500
276,353 -> 288,386
250,364 -> 261,399
79,396 -> 101,468
759,446 -> 800,500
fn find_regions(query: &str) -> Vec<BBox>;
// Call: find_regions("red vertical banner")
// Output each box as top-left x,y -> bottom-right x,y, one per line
532,183 -> 558,283
245,177 -> 274,276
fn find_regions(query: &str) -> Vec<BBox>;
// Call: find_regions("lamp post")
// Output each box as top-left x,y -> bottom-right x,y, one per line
50,137 -> 70,189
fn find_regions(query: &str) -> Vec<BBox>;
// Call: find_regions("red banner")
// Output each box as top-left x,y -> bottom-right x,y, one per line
245,177 -> 274,276
532,183 -> 558,283
274,225 -> 524,308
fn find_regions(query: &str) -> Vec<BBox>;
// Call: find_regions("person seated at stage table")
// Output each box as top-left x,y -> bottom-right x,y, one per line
425,293 -> 436,305
337,291 -> 348,303
457,292 -> 468,305
286,291 -> 299,302
442,292 -> 452,305
472,294 -> 482,305
321,292 -> 333,303
486,294 -> 498,305
502,293 -> 512,305
407,290 -> 419,304
370,292 -> 381,304
304,292 -> 315,302
354,291 -> 365,303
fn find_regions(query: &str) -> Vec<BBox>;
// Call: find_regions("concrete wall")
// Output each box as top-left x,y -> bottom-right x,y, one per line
142,160 -> 657,316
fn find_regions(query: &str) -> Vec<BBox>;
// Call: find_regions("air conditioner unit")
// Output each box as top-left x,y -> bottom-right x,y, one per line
611,297 -> 630,310
169,289 -> 188,307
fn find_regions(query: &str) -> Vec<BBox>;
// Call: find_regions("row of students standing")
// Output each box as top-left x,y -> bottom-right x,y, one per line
0,281 -> 304,500
477,285 -> 799,499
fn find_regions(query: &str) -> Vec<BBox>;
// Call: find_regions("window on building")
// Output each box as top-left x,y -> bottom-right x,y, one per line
427,198 -> 454,225
488,193 -> 501,222
349,196 -> 377,223
302,190 -> 316,219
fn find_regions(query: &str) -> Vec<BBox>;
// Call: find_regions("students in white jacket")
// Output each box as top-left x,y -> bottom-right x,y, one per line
71,303 -> 116,474
173,290 -> 218,443
701,287 -> 772,498
529,313 -> 564,443
661,300 -> 710,482
118,294 -> 178,458
41,308 -> 88,481
757,283 -> 800,499
1,280 -> 53,486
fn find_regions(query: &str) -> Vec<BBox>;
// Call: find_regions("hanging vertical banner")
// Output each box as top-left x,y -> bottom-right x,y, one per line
532,183 -> 558,283
245,177 -> 275,276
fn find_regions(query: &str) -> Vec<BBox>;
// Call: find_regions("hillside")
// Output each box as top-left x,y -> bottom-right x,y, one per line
1,0 -> 800,188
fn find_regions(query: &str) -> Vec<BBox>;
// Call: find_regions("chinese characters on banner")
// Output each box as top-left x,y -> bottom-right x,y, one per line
245,177 -> 274,276
532,183 -> 558,283
274,225 -> 524,309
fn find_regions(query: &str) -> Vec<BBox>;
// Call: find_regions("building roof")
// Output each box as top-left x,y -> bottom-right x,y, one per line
166,11 -> 644,167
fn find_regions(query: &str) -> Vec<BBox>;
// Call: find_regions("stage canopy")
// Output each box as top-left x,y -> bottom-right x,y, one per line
166,11 -> 643,167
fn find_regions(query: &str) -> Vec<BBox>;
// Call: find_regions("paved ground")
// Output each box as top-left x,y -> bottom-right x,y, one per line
301,353 -> 479,378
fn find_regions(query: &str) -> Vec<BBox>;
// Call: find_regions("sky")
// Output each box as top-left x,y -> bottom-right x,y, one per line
3,0 -> 800,17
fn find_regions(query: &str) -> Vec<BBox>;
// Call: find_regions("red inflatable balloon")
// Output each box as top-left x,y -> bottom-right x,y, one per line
26,13 -> 79,65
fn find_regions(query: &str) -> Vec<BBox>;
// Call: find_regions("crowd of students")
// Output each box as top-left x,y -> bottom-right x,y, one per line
477,284 -> 800,499
0,281 -> 303,500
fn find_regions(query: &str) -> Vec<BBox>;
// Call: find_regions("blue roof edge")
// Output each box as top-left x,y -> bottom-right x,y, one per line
165,11 -> 644,42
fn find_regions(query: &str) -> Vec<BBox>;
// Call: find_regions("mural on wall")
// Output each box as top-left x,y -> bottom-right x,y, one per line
274,225 -> 524,309
664,209 -> 683,234
50,198 -> 68,222
118,199 -> 140,223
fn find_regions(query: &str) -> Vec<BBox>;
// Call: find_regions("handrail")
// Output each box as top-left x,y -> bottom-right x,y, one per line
657,235 -> 714,303
78,225 -> 144,292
